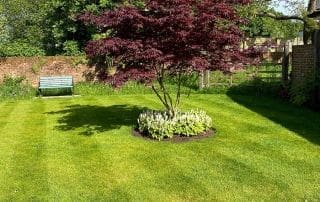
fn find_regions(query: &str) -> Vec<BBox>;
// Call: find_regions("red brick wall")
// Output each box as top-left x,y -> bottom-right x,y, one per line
0,56 -> 96,87
292,45 -> 320,108
292,45 -> 315,85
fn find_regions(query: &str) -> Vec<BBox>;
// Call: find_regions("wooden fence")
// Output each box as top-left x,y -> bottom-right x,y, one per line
198,40 -> 292,89
198,64 -> 283,88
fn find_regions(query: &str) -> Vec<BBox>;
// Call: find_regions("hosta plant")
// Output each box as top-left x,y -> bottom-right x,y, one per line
137,110 -> 212,141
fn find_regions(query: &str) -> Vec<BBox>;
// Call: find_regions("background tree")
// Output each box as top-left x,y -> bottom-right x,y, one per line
0,0 -> 48,48
239,3 -> 303,39
253,0 -> 317,44
0,4 -> 10,45
0,0 -> 144,56
42,0 -> 144,55
80,0 -> 257,116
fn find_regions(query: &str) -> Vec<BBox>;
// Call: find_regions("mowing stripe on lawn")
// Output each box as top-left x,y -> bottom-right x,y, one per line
44,98 -> 94,200
181,99 -> 299,199
44,97 -> 134,200
0,101 -> 28,200
186,95 -> 299,139
0,101 -> 17,130
184,96 -> 320,199
70,95 -> 162,200
119,95 -> 214,200
124,96 -> 294,200
83,95 -> 211,200
0,101 -> 19,200
0,100 -> 49,201
88,95 -> 161,200
0,95 -> 318,200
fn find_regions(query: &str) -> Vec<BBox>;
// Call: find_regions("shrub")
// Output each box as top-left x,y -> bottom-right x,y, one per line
0,41 -> 45,57
137,110 -> 212,140
289,73 -> 315,106
290,81 -> 314,105
71,56 -> 88,68
227,78 -> 281,97
0,75 -> 35,99
63,40 -> 83,56
31,58 -> 46,74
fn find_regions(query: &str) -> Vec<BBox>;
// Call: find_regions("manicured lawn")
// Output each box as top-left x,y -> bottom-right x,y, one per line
0,94 -> 319,200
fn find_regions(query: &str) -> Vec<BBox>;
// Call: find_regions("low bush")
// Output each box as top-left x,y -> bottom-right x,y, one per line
63,41 -> 83,56
71,56 -> 89,68
31,58 -> 46,74
0,76 -> 35,99
137,110 -> 212,140
289,73 -> 316,106
227,78 -> 281,97
0,41 -> 45,57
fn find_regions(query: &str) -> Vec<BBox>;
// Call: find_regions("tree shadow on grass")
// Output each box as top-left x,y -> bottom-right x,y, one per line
227,85 -> 320,145
47,105 -> 148,136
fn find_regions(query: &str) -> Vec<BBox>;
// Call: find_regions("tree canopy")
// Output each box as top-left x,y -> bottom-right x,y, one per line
0,0 -> 144,56
250,0 -> 318,44
80,0 -> 259,114
0,0 -> 312,56
239,0 -> 304,39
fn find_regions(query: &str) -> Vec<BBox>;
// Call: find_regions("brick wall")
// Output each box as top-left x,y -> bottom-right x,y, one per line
0,56 -> 97,87
292,45 -> 320,109
292,45 -> 315,85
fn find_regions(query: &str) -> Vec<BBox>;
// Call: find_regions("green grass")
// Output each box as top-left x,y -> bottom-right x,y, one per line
0,94 -> 319,201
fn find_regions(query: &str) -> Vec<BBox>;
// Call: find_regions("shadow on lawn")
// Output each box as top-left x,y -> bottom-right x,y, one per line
227,88 -> 320,145
47,104 -> 147,136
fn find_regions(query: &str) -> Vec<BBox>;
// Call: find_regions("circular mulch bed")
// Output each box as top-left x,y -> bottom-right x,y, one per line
132,128 -> 215,143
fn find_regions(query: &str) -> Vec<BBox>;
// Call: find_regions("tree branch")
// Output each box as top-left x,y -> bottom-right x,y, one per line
258,12 -> 305,23
175,66 -> 183,108
151,85 -> 170,111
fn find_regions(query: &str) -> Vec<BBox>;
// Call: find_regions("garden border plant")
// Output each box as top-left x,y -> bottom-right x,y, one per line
80,0 -> 259,140
0,75 -> 35,100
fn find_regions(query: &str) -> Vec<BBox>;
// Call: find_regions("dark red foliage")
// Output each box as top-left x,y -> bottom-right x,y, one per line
101,68 -> 156,87
79,0 -> 255,86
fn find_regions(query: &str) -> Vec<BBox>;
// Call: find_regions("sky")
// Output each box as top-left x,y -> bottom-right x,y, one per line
273,0 -> 309,14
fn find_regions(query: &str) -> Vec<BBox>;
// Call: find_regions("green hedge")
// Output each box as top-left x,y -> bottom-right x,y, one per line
0,42 -> 45,57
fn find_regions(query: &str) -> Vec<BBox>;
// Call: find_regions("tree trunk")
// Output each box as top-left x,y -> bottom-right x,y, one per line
282,40 -> 290,86
304,0 -> 317,45
151,66 -> 183,118
308,0 -> 317,12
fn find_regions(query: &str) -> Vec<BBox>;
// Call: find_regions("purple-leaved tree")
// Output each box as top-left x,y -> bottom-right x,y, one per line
79,0 -> 258,116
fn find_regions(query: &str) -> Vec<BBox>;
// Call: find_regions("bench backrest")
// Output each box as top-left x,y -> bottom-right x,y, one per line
39,76 -> 73,87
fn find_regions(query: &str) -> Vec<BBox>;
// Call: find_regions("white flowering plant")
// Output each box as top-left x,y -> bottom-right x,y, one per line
137,110 -> 212,140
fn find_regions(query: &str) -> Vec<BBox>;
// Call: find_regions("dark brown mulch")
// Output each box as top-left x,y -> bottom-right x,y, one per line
132,128 -> 215,143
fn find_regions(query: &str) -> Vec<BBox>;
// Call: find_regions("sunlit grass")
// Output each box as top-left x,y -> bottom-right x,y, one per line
0,94 -> 319,200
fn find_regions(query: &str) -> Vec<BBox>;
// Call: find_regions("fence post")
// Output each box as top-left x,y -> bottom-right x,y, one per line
199,70 -> 204,89
282,40 -> 290,86
230,74 -> 233,86
205,70 -> 210,87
